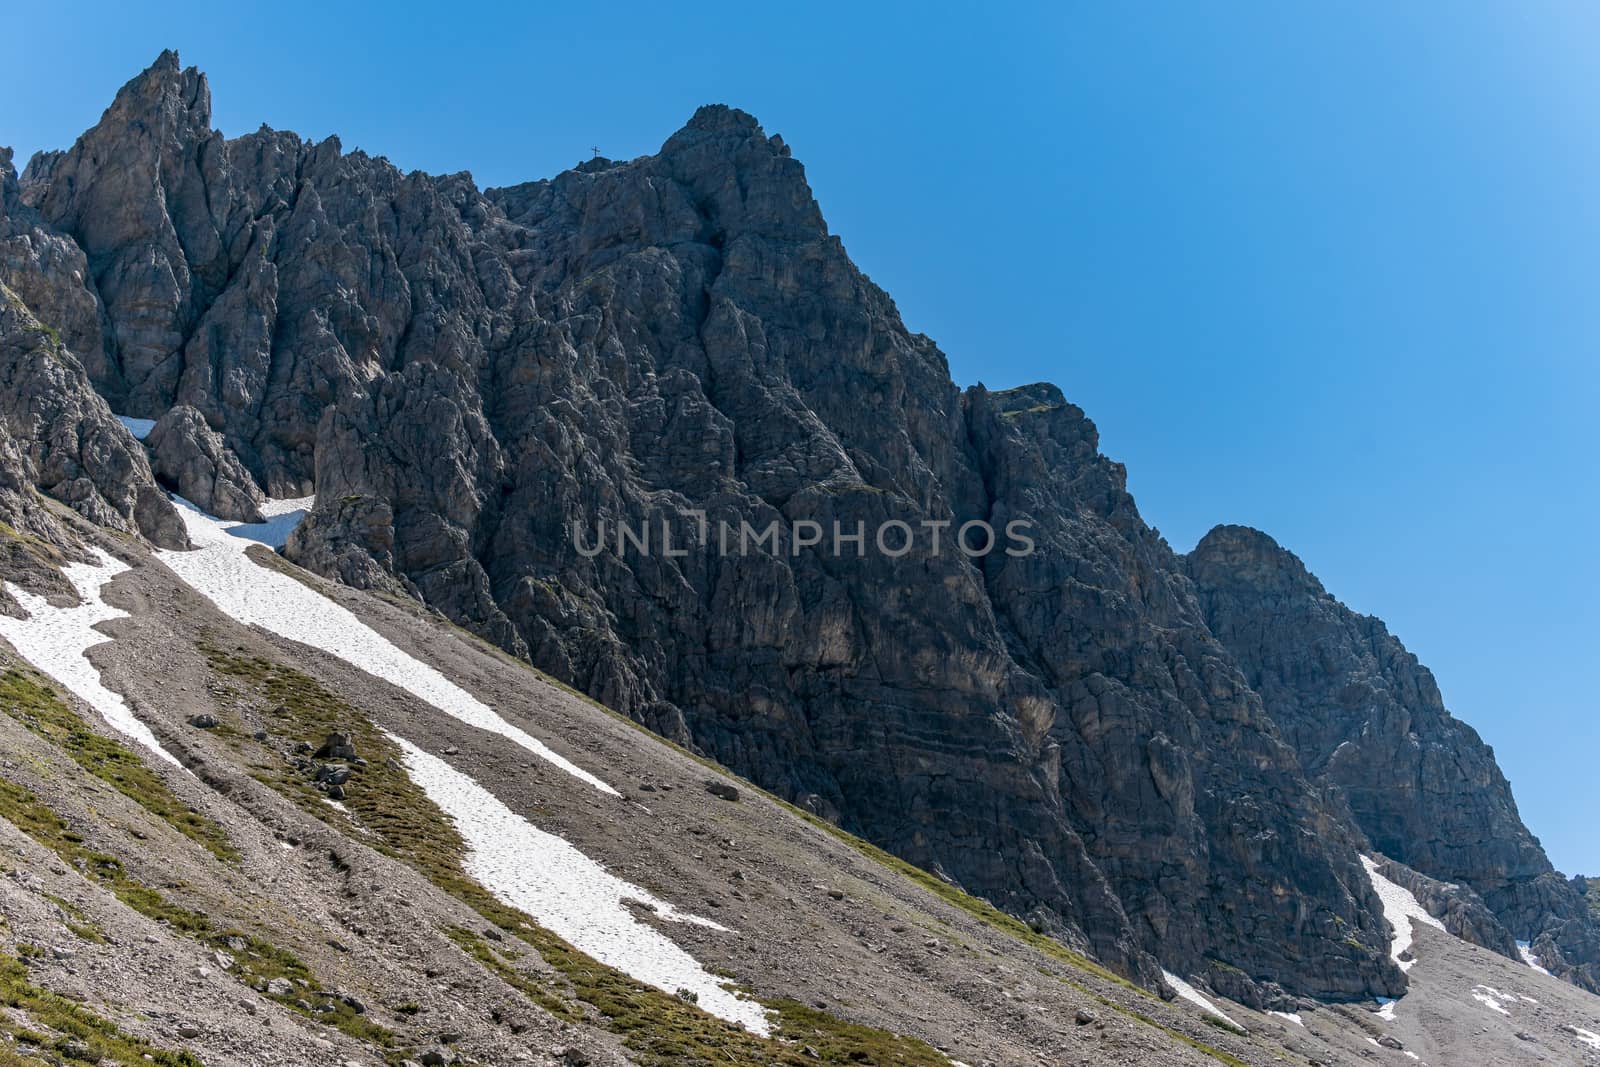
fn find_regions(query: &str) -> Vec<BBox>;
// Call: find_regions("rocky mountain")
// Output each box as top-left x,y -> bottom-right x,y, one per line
1187,525 -> 1600,991
3,51 -> 1598,1064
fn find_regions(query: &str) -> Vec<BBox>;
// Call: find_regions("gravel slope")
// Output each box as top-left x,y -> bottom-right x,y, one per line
0,514 -> 1595,1065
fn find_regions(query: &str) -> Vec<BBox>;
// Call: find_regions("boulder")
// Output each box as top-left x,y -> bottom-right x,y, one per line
145,405 -> 265,522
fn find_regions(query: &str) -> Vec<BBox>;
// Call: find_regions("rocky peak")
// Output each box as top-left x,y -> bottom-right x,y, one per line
657,103 -> 827,241
1186,527 -> 1600,990
21,52 -> 230,416
116,48 -> 211,128
685,103 -> 762,132
0,148 -> 16,213
1188,523 -> 1325,597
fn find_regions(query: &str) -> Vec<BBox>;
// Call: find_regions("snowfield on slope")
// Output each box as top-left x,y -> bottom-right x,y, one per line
157,497 -> 618,795
1470,984 -> 1515,1016
388,731 -> 770,1033
1161,969 -> 1243,1031
1516,939 -> 1552,976
1569,1025 -> 1600,1050
159,497 -> 768,1026
1361,855 -> 1444,973
0,548 -> 181,766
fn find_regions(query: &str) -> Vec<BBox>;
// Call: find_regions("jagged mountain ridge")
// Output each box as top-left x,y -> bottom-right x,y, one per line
2,50 -> 1594,1009
1186,525 -> 1600,989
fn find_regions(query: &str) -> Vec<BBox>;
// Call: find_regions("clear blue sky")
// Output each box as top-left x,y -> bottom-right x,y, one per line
5,3 -> 1597,872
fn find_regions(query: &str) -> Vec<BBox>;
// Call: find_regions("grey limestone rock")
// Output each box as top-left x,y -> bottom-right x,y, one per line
1187,524 -> 1600,991
145,404 -> 265,521
0,279 -> 185,550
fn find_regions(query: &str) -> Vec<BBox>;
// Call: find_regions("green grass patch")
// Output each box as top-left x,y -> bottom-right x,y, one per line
0,953 -> 202,1066
21,323 -> 62,349
1115,1001 -> 1248,1067
39,891 -> 108,943
0,776 -> 402,1060
64,922 -> 105,946
779,798 -> 1142,991
1202,1014 -> 1247,1036
446,926 -> 947,1067
442,927 -> 579,1022
0,1040 -> 52,1067
998,403 -> 1061,419
0,669 -> 235,862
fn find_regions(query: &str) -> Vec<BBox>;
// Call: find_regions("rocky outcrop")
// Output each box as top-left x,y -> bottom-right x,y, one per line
0,281 -> 186,551
19,49 -> 379,496
145,404 -> 265,521
6,50 -> 1594,1006
1370,854 -> 1520,958
1186,524 -> 1599,990
1,150 -> 107,376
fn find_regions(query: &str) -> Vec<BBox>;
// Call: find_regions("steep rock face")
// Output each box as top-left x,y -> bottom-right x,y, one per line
1,151 -> 107,372
1186,524 -> 1598,990
22,52 -> 1590,1003
962,385 -> 1389,998
1370,854 -> 1520,958
0,150 -> 186,555
0,280 -> 186,552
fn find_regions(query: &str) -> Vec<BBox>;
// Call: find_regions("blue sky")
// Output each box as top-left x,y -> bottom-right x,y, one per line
4,3 -> 1597,872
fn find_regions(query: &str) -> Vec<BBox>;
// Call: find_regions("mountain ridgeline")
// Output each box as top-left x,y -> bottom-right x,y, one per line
3,51 -> 1595,1007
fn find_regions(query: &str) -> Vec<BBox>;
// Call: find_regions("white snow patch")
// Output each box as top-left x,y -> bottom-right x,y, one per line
1470,984 -> 1513,1016
1571,1026 -> 1600,1050
1375,996 -> 1398,1021
1267,1010 -> 1303,1026
1161,970 -> 1243,1031
388,731 -> 768,1032
225,495 -> 315,550
156,497 -> 618,796
1403,1052 -> 1419,1061
115,414 -> 156,440
0,548 -> 181,767
1516,939 -> 1552,976
1361,855 -> 1444,972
